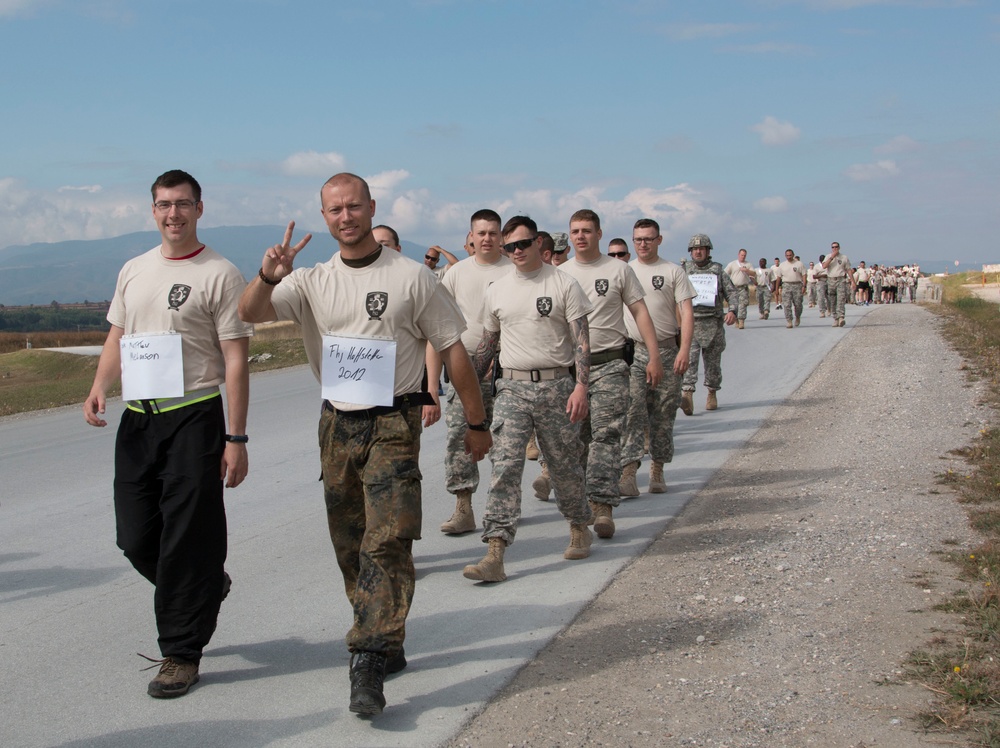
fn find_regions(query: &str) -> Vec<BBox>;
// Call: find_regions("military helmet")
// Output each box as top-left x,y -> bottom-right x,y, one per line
688,233 -> 713,251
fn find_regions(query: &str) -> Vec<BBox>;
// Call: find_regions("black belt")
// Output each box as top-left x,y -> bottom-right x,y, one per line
590,347 -> 626,366
323,392 -> 433,418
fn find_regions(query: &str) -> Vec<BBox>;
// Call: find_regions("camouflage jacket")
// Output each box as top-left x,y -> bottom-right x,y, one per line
681,258 -> 739,319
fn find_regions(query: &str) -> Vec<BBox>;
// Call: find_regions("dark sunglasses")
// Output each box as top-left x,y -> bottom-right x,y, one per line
608,251 -> 628,258
503,237 -> 536,253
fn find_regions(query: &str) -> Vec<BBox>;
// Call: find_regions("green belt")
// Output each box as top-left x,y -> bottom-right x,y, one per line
127,387 -> 221,415
590,347 -> 625,366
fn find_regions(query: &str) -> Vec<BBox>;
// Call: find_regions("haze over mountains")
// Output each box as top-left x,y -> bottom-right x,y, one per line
0,227 -> 964,307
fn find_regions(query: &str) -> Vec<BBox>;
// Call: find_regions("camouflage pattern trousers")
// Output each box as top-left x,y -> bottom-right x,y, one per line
319,404 -> 423,657
757,285 -> 771,317
807,281 -> 817,306
580,358 -> 629,507
827,277 -> 850,321
815,278 -> 829,314
683,317 -> 726,392
622,339 -> 681,466
444,376 -> 495,495
783,284 -> 804,322
732,285 -> 750,321
483,376 -> 590,545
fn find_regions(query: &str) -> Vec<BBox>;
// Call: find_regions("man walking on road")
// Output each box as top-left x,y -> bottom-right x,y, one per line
238,173 -> 491,717
83,169 -> 252,699
776,249 -> 808,328
755,257 -> 773,320
821,241 -> 854,327
724,248 -> 754,329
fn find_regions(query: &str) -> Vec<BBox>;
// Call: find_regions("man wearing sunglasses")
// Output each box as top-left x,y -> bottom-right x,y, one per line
608,238 -> 631,262
821,242 -> 854,327
463,216 -> 594,583
424,244 -> 459,280
558,210 -> 663,539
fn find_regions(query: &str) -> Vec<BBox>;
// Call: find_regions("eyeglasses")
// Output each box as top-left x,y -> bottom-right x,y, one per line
503,237 -> 536,253
153,200 -> 198,212
633,236 -> 658,245
831,245 -> 840,249
608,251 -> 629,258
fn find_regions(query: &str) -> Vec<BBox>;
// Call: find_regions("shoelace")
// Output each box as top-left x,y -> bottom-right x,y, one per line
351,653 -> 386,690
137,653 -> 178,673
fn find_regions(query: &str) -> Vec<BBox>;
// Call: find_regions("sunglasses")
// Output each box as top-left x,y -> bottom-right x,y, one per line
503,237 -> 536,253
608,251 -> 629,258
424,254 -> 437,261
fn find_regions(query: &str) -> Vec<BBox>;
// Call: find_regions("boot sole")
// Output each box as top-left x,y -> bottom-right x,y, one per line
148,673 -> 199,699
440,523 -> 477,535
594,518 -> 615,539
462,568 -> 506,582
649,484 -> 667,494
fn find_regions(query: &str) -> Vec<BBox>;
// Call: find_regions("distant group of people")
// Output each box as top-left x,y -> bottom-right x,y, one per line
83,166 -> 919,719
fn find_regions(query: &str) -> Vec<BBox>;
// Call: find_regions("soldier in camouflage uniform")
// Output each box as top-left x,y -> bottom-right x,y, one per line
776,249 -> 807,328
723,248 -> 754,329
755,257 -> 773,319
239,173 -> 491,717
463,215 -> 594,584
560,209 -> 662,538
680,234 -> 738,415
821,241 -> 854,327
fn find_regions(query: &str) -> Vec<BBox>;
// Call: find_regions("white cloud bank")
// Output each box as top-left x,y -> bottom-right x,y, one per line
844,160 -> 900,181
280,151 -> 347,178
753,196 -> 789,212
751,116 -> 801,146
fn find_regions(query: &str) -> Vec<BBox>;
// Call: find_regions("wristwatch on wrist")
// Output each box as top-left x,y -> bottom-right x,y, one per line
225,434 -> 249,443
466,421 -> 490,432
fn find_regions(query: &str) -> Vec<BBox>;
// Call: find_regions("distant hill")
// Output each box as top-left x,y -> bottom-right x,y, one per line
0,227 -> 430,305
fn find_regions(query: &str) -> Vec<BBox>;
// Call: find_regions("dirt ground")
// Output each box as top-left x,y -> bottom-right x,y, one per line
448,303 -> 988,748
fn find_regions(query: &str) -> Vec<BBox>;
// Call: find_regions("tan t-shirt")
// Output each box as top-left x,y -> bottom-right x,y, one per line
271,249 -> 465,410
560,255 -> 645,353
107,245 -> 252,392
484,263 -> 593,370
826,254 -> 852,279
724,260 -> 753,287
624,258 -> 696,341
777,259 -> 807,284
440,253 -> 513,354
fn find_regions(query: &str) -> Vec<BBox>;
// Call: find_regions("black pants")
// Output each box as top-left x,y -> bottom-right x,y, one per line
113,397 -> 228,663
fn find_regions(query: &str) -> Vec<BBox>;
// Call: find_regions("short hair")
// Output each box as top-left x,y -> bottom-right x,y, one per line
470,208 -> 502,227
633,218 -> 660,235
819,254 -> 826,262
151,170 -> 201,202
537,231 -> 554,254
609,238 -> 628,249
502,215 -> 538,239
322,172 -> 371,201
372,224 -> 399,246
570,209 -> 601,232
738,247 -> 747,254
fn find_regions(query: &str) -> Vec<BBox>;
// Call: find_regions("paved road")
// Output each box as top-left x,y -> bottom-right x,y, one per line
3,303 -> 884,748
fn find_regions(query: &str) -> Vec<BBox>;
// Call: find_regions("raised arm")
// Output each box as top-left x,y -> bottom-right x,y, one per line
239,221 -> 312,323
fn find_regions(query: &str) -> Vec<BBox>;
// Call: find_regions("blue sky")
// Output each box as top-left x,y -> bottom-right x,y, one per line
1,0 -> 997,267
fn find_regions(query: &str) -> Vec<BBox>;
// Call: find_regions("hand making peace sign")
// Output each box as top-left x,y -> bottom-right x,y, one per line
262,221 -> 313,281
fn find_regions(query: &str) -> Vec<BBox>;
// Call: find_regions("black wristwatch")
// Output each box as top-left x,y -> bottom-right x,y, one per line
225,434 -> 249,443
467,421 -> 490,432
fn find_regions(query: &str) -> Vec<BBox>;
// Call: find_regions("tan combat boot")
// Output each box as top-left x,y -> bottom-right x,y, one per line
619,460 -> 640,498
706,389 -> 718,411
532,464 -> 551,501
589,501 -> 615,539
649,461 -> 667,494
440,490 -> 476,535
680,390 -> 694,416
462,537 -> 507,582
564,523 -> 593,560
737,319 -> 744,329
525,431 -> 540,461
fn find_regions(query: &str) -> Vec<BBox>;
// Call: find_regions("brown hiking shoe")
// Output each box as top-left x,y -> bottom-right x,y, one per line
525,432 -> 540,461
680,391 -> 694,416
618,460 -> 639,498
706,390 -> 718,411
589,501 -> 615,539
532,465 -> 551,501
440,491 -> 476,535
649,461 -> 667,494
143,655 -> 200,699
564,523 -> 593,560
462,537 -> 507,582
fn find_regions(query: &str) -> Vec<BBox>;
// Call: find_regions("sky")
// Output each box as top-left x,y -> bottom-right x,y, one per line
1,0 -> 998,268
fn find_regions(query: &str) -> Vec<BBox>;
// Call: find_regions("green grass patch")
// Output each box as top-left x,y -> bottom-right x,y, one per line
0,349 -> 118,417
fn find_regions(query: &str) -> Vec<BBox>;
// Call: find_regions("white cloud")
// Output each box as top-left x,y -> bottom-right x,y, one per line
751,116 -> 801,146
58,184 -> 103,194
844,160 -> 900,181
873,135 -> 920,155
0,0 -> 47,16
280,151 -> 346,178
754,196 -> 789,212
366,169 -> 410,198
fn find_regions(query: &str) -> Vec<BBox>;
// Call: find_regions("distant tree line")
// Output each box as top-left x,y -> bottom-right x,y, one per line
0,303 -> 112,332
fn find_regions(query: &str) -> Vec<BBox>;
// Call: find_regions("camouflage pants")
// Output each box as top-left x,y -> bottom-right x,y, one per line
757,286 -> 771,317
732,285 -> 750,321
580,358 -> 629,507
815,278 -> 829,314
683,317 -> 726,392
483,376 -> 589,545
444,376 -> 494,494
319,404 -> 422,656
622,339 -> 681,466
783,284 -> 804,322
807,281 -> 817,306
827,277 -> 849,321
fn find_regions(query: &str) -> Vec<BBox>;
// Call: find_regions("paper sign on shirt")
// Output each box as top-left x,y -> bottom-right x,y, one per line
690,274 -> 718,307
119,332 -> 184,400
321,334 -> 397,406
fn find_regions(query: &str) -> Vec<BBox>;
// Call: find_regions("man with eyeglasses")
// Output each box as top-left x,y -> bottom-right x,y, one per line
83,169 -> 252,699
724,248 -> 755,329
550,231 -> 571,266
432,209 -> 512,536
820,241 -> 854,327
556,210 -> 662,537
239,172 -> 491,716
462,216 -> 594,583
608,238 -> 631,262
619,219 -> 696,496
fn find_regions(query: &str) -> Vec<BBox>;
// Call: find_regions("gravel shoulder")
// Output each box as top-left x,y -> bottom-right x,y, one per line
449,303 -> 988,748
